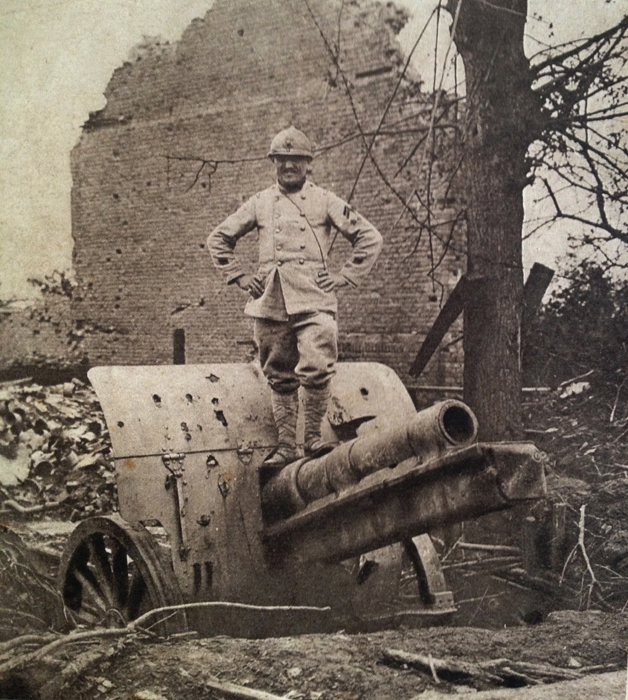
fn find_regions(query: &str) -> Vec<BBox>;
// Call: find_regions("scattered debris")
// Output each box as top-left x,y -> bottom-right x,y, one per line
0,444 -> 30,485
134,692 -> 170,700
559,381 -> 591,399
382,648 -> 586,687
0,526 -> 63,638
3,611 -> 625,700
204,677 -> 288,700
0,379 -> 116,521
524,378 -> 628,611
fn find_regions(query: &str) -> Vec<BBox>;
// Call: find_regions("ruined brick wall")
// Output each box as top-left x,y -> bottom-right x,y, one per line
0,295 -> 77,377
71,0 -> 465,387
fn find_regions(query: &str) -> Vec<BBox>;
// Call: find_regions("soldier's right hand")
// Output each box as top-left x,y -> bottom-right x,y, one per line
236,274 -> 264,298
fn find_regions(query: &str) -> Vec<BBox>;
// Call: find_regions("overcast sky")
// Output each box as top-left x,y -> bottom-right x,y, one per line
0,0 -> 215,300
0,0 -> 624,299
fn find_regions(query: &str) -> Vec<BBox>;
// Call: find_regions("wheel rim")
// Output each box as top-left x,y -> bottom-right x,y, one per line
59,515 -> 186,634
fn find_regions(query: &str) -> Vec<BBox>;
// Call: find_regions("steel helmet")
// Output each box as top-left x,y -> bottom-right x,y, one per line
268,127 -> 313,159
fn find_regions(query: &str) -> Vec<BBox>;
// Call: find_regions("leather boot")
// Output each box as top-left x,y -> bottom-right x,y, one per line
263,389 -> 300,470
303,385 -> 338,457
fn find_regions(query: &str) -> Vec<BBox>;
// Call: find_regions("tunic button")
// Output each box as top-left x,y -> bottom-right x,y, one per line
275,228 -> 280,233
299,258 -> 304,264
300,194 -> 306,200
299,212 -> 306,217
300,225 -> 306,231
300,244 -> 306,249
276,244 -> 282,250
277,261 -> 283,266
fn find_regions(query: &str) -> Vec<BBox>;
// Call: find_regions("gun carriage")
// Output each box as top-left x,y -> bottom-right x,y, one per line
58,363 -> 546,636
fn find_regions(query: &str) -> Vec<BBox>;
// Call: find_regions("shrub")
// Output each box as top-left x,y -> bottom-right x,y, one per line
523,261 -> 628,387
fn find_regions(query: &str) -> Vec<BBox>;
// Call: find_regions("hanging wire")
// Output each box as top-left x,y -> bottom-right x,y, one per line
388,0 -> 465,276
433,3 -> 441,95
426,4 -> 443,293
345,3 -> 441,204
302,0 -> 442,259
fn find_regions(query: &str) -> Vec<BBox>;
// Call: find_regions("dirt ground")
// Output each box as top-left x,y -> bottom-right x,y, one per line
1,610 -> 626,699
1,377 -> 628,699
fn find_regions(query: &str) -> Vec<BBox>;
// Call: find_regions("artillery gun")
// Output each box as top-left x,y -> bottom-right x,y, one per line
58,363 -> 546,636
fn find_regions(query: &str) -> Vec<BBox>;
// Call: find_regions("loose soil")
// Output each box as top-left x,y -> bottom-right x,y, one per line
2,611 -> 626,699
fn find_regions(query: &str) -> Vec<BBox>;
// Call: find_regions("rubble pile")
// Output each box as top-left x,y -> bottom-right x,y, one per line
0,378 -> 116,521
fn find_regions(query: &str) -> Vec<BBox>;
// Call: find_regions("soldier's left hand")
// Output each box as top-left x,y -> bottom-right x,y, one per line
316,270 -> 348,292
236,274 -> 265,298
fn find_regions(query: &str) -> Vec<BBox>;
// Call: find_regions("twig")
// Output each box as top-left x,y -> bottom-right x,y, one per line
144,610 -> 179,632
384,649 -> 584,687
382,648 -> 503,685
467,584 -> 490,626
497,666 -> 538,685
442,556 -> 520,571
427,653 -> 440,684
0,377 -> 33,387
577,504 -> 600,607
0,628 -> 131,675
0,499 -> 64,515
38,646 -> 115,700
0,607 -> 53,629
561,542 -> 580,585
612,425 -> 628,444
167,631 -> 199,640
0,600 -> 331,675
453,592 -> 503,606
481,659 -> 581,682
439,534 -> 463,563
130,600 -> 330,631
532,15 -> 628,73
345,4 -> 439,203
493,568 -> 569,598
0,632 -> 59,655
579,663 -> 622,673
204,677 -> 287,700
557,369 -> 595,388
456,542 -> 522,555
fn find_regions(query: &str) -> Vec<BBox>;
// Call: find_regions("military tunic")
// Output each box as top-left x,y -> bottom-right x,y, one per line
208,180 -> 383,319
208,178 -> 383,392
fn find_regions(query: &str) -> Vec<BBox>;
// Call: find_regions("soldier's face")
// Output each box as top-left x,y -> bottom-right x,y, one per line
273,155 -> 310,188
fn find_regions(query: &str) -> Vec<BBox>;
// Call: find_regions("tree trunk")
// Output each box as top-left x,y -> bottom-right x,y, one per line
446,0 -> 542,439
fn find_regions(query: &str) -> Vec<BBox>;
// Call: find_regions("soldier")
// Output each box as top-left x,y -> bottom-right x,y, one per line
208,127 -> 383,468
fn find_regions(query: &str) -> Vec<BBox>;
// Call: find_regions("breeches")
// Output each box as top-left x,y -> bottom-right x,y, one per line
254,312 -> 338,393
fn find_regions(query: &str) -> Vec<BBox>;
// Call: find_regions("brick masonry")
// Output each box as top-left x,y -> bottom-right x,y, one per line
0,293 -> 81,379
71,0 -> 466,387
0,301 -> 68,366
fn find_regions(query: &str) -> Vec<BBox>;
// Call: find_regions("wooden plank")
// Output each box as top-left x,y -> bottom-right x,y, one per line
409,264 -> 553,380
409,275 -> 485,378
522,262 -> 554,332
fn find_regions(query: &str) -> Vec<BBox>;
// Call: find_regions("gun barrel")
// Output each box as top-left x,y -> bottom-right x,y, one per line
263,442 -> 547,564
262,400 -> 478,518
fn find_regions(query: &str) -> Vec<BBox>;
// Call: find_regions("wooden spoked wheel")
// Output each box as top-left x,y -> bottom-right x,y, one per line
58,515 -> 186,635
